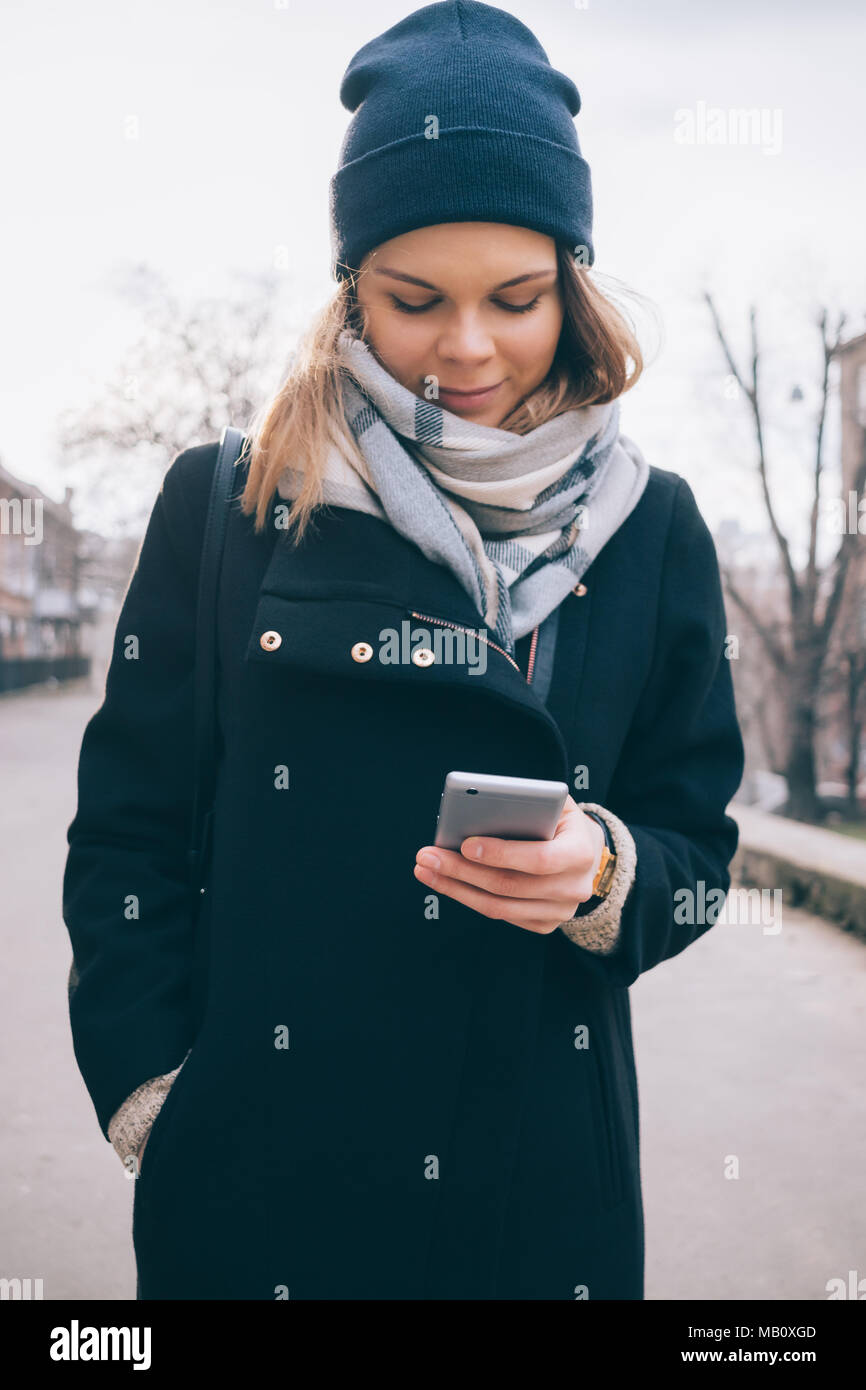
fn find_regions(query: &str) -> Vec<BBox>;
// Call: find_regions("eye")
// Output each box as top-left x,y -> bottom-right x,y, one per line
389,295 -> 441,314
495,295 -> 542,314
387,292 -> 543,315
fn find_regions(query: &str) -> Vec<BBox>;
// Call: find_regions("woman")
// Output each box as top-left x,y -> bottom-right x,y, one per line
63,0 -> 744,1300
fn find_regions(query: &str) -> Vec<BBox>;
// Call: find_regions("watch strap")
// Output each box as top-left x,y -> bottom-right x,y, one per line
575,808 -> 617,915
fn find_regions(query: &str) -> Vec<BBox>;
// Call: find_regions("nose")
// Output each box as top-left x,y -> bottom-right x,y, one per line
436,310 -> 496,365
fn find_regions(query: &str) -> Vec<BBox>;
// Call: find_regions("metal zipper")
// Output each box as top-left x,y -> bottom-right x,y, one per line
409,609 -> 539,683
525,622 -> 539,685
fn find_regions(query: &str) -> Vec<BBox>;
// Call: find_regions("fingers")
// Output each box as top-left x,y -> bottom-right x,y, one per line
458,833 -> 565,875
413,795 -> 603,931
414,845 -> 594,911
418,803 -> 598,883
413,859 -> 581,931
417,839 -> 553,895
454,799 -> 597,876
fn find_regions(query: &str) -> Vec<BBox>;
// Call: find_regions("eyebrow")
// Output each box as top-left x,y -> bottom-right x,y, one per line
371,267 -> 558,292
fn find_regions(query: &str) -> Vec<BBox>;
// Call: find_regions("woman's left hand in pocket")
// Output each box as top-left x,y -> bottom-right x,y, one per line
413,794 -> 606,933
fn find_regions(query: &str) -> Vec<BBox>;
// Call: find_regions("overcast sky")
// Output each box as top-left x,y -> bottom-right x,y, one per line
1,0 -> 864,548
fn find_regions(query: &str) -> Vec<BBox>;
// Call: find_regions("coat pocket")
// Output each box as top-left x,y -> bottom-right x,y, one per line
585,1020 -> 629,1211
136,1048 -> 195,1186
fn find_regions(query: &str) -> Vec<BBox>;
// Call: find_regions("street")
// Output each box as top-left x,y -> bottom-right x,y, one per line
1,680 -> 864,1300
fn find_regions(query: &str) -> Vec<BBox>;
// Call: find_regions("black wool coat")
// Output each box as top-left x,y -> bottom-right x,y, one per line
63,442 -> 744,1300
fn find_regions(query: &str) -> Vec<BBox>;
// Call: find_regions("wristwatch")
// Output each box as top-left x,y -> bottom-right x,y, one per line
574,809 -> 617,915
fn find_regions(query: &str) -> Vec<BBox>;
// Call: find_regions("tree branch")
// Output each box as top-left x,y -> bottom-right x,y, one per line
806,310 -> 847,621
818,433 -> 866,649
705,292 -> 800,611
721,568 -> 790,673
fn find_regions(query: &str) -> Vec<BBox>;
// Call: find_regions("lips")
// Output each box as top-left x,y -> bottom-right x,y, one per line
437,380 -> 504,408
439,382 -> 502,396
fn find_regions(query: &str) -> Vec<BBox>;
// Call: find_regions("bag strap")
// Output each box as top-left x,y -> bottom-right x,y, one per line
187,426 -> 247,898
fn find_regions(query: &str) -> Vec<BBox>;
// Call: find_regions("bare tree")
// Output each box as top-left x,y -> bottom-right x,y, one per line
56,265 -> 300,535
706,295 -> 866,821
820,593 -> 866,816
841,650 -> 866,815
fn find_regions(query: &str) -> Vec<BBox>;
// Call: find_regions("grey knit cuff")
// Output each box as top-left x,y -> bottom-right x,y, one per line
107,1052 -> 190,1168
558,803 -> 638,955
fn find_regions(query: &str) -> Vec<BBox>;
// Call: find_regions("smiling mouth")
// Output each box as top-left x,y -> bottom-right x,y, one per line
438,381 -> 504,399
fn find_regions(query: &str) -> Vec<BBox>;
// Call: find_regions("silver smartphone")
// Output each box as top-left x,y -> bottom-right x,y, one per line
433,770 -> 569,851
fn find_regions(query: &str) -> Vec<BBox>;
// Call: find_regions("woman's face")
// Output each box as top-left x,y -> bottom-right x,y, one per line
354,223 -> 564,427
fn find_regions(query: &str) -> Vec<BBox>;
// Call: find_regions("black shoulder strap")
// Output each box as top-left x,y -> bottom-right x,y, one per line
187,426 -> 247,898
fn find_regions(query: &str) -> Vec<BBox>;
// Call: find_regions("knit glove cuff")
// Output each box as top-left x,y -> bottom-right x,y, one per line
107,1054 -> 189,1167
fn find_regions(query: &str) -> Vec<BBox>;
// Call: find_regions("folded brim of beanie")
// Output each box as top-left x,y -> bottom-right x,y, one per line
330,126 -> 594,279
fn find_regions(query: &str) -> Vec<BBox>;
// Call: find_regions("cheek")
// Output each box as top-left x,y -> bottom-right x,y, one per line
504,309 -> 563,377
365,308 -> 431,383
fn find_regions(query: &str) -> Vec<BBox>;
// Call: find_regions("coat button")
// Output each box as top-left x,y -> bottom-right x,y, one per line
411,647 -> 435,667
260,630 -> 282,650
351,641 -> 374,662
572,582 -> 588,597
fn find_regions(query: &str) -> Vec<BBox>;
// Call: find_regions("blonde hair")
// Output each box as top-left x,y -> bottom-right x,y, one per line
239,242 -> 649,545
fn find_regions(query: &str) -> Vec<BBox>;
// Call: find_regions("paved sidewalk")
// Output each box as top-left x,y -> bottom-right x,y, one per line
1,682 -> 864,1300
1,681 -> 137,1299
632,891 -> 866,1300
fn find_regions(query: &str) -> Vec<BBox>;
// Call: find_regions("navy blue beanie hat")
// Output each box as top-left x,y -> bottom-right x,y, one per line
329,0 -> 594,281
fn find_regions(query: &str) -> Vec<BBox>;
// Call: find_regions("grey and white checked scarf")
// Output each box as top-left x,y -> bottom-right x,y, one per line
276,329 -> 650,653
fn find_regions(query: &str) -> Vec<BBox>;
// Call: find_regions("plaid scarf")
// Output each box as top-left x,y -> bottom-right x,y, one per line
276,329 -> 650,653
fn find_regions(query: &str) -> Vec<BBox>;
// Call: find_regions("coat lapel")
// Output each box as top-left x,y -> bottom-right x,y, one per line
243,506 -> 590,782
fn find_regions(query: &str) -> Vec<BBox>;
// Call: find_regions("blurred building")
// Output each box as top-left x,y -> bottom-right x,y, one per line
0,461 -> 89,691
819,329 -> 866,804
837,329 -> 866,492
714,515 -> 791,783
0,459 -> 139,694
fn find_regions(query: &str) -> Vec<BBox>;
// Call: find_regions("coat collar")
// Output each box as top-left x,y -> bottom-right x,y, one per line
243,506 -> 586,780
